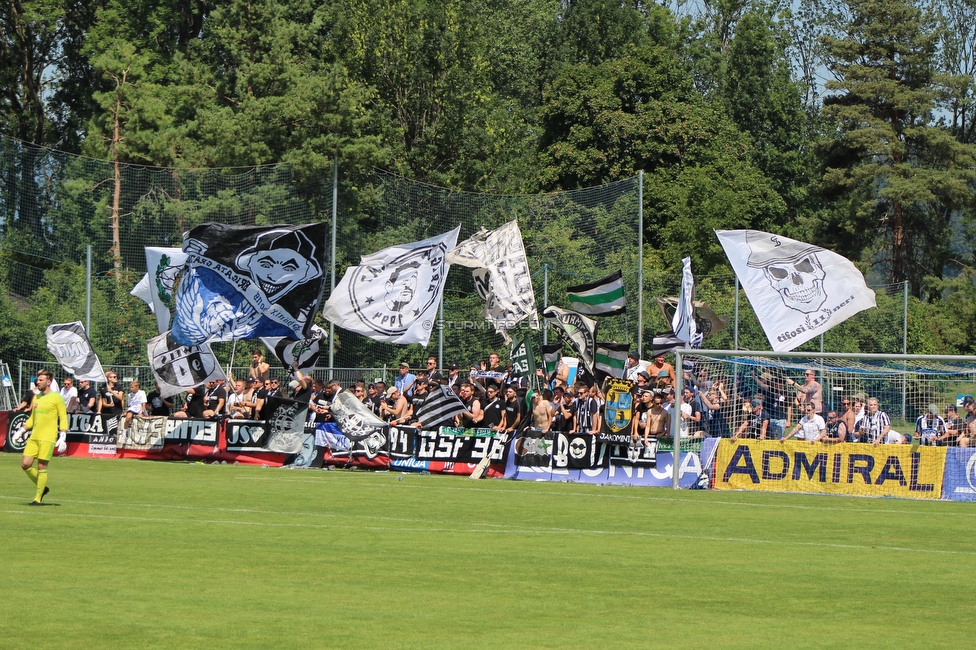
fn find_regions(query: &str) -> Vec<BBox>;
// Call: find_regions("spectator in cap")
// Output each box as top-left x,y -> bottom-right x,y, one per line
940,405 -> 965,446
395,362 -> 417,398
380,386 -> 409,424
446,363 -> 462,393
624,351 -> 642,381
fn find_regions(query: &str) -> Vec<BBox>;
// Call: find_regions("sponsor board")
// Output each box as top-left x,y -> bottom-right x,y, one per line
164,418 -> 219,445
714,440 -> 945,499
506,441 -> 701,487
225,419 -> 271,452
942,447 -> 976,502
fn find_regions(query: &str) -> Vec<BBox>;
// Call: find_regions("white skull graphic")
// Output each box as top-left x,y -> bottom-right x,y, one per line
763,254 -> 826,313
745,232 -> 828,314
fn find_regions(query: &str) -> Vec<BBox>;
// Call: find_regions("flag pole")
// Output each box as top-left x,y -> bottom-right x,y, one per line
637,171 -> 644,355
328,155 -> 338,375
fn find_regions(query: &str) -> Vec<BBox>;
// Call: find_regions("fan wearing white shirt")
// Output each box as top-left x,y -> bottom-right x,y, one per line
782,405 -> 826,442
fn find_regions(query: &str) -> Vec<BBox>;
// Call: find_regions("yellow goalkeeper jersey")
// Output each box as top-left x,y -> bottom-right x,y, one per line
25,391 -> 68,443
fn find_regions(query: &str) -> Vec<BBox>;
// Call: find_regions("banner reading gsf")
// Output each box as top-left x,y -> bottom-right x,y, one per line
714,440 -> 945,500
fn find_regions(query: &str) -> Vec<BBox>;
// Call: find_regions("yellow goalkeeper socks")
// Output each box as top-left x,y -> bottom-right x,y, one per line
23,465 -> 38,484
34,470 -> 48,502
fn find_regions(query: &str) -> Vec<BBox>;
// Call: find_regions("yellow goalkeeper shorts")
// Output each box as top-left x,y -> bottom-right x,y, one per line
24,438 -> 55,462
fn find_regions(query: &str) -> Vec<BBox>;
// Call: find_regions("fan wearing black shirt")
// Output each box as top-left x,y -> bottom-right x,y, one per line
499,385 -> 523,433
173,385 -> 206,419
202,380 -> 227,418
481,385 -> 504,431
146,383 -> 173,417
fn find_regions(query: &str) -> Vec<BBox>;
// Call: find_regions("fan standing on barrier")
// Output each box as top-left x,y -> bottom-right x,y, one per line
14,369 -> 68,506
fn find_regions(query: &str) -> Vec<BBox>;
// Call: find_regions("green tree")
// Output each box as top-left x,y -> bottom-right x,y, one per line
819,0 -> 976,290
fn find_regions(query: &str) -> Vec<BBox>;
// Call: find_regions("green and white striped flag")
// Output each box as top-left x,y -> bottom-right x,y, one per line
566,270 -> 626,316
594,341 -> 629,381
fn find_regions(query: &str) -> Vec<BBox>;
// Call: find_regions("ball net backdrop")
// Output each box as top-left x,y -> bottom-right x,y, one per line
0,133 -> 917,384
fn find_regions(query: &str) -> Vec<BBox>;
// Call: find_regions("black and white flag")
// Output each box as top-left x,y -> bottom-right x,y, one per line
322,227 -> 460,346
649,332 -> 685,358
45,321 -> 106,382
415,384 -> 468,429
594,341 -> 629,381
147,331 -> 226,398
566,270 -> 626,316
447,220 -> 539,342
672,257 -> 702,348
170,223 -> 328,346
655,297 -> 728,339
541,343 -> 563,377
264,396 -> 308,454
330,389 -> 389,442
261,324 -> 327,372
716,230 -> 876,351
542,306 -> 598,376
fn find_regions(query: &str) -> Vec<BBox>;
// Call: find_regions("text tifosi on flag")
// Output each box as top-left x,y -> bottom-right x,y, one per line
322,227 -> 460,346
716,229 -> 876,351
594,341 -> 629,381
45,322 -> 106,382
566,270 -> 626,316
170,223 -> 328,346
447,220 -> 539,343
542,306 -> 598,376
414,384 -> 468,429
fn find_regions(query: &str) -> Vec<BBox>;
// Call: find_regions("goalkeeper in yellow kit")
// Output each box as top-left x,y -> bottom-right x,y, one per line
20,368 -> 68,505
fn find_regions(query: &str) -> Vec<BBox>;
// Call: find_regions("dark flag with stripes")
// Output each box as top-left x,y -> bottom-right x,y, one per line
415,385 -> 468,429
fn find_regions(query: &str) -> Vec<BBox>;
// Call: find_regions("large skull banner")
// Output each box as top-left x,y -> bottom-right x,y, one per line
716,230 -> 876,351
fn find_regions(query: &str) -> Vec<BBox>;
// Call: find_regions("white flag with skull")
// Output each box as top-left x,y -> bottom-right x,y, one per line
716,229 -> 876,351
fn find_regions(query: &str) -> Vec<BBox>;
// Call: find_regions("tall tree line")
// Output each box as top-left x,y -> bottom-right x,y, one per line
2,0 -> 976,355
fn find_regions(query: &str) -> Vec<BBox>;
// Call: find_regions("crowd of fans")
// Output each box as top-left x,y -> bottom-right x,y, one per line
12,349 -> 976,448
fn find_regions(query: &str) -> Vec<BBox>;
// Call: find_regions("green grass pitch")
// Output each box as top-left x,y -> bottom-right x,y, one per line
2,453 -> 975,649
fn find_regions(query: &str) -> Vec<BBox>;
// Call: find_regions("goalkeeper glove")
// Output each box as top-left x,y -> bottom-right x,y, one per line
55,432 -> 67,454
12,426 -> 29,445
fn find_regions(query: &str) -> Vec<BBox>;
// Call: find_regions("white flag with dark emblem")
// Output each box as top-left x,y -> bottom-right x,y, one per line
147,331 -> 226,398
264,396 -> 307,454
261,325 -> 327,372
45,322 -> 106,382
322,226 -> 460,346
716,229 -> 876,351
330,389 -> 390,442
542,306 -> 598,376
145,247 -> 187,335
446,220 -> 539,342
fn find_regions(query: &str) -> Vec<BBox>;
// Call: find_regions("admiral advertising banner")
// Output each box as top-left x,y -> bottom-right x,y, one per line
713,440 -> 946,499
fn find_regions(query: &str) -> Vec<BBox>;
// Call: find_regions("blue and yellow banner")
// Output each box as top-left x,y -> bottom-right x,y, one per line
714,440 -> 946,499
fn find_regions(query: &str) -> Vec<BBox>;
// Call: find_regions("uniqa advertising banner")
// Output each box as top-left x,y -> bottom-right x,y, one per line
713,440 -> 946,499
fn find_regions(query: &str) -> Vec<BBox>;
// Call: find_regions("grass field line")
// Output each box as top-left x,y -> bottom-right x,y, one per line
236,475 -> 976,517
4,507 -> 976,557
0,493 -> 511,528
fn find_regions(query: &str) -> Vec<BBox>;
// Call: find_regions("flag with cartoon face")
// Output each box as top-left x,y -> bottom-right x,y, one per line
170,223 -> 329,346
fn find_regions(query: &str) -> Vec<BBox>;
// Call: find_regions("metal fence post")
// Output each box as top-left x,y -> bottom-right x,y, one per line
637,171 -> 643,354
328,156 -> 338,374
